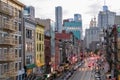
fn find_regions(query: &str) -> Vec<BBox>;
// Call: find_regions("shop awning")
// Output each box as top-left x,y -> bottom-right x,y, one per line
26,64 -> 36,69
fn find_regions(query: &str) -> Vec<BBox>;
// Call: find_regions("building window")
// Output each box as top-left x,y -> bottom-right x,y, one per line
19,23 -> 22,31
19,36 -> 22,44
37,43 -> 38,51
26,55 -> 32,65
19,49 -> 22,57
19,62 -> 22,70
19,10 -> 22,18
15,35 -> 17,40
15,63 -> 18,70
39,33 -> 41,41
15,49 -> 18,58
16,76 -> 18,80
4,49 -> 7,53
15,22 -> 18,28
3,64 -> 7,73
41,34 -> 43,41
14,8 -> 18,17
26,29 -> 32,39
42,44 -> 43,51
26,57 -> 30,65
42,34 -> 44,41
40,54 -> 41,62
37,33 -> 38,40
19,75 -> 22,80
30,43 -> 32,52
26,42 -> 32,52
39,44 -> 41,51
37,54 -> 39,60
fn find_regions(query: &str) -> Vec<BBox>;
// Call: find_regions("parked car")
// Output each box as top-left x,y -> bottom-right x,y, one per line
63,71 -> 72,80
95,77 -> 101,80
95,73 -> 101,78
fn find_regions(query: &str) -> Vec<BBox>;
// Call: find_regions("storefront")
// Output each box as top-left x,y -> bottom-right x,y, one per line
26,64 -> 36,75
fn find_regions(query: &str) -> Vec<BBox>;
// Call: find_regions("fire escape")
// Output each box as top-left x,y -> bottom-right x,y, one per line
0,1 -> 18,79
104,25 -> 118,79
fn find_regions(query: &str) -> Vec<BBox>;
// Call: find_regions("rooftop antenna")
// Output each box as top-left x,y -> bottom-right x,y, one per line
103,0 -> 108,11
104,0 -> 106,5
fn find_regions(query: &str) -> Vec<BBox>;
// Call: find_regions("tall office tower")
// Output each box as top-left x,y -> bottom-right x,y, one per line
55,6 -> 62,33
74,14 -> 82,22
85,27 -> 100,50
24,6 -> 35,19
85,17 -> 100,50
98,5 -> 116,29
0,0 -> 24,80
63,14 -> 83,40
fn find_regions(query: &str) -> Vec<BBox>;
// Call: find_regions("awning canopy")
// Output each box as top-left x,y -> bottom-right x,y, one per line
26,64 -> 36,69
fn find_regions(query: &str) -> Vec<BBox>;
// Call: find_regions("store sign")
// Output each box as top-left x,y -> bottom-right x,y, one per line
118,27 -> 120,33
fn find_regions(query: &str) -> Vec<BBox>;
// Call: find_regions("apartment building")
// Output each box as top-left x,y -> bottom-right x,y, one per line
23,18 -> 36,76
0,0 -> 24,80
35,19 -> 45,74
35,19 -> 55,73
44,35 -> 51,74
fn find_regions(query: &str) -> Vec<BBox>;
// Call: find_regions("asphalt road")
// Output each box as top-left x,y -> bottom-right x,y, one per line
68,58 -> 95,80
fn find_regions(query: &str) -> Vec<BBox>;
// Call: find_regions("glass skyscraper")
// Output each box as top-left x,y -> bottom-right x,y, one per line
98,5 -> 116,29
63,14 -> 82,40
55,6 -> 62,33
74,14 -> 82,22
24,6 -> 35,19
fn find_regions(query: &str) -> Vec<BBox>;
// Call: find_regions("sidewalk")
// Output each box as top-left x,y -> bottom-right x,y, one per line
53,71 -> 68,80
100,67 -> 106,80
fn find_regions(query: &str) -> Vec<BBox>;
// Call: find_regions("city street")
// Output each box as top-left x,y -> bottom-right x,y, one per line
69,58 -> 95,80
0,0 -> 120,80
69,68 -> 94,80
54,57 -> 98,80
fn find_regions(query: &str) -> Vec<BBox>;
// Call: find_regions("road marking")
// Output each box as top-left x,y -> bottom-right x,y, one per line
79,67 -> 93,71
80,70 -> 86,80
88,70 -> 92,80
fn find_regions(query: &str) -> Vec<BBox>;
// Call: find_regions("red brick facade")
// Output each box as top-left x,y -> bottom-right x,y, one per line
44,35 -> 51,73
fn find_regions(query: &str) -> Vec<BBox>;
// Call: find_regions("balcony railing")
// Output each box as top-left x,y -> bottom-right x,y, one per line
0,69 -> 17,79
0,53 -> 16,63
0,1 -> 13,17
0,21 -> 18,32
5,69 -> 17,77
0,36 -> 18,47
14,12 -> 19,17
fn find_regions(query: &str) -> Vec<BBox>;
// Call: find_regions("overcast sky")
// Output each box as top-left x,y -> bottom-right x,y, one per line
19,0 -> 120,35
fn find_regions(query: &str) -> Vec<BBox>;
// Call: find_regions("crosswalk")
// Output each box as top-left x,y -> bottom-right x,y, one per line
78,67 -> 93,71
78,67 -> 99,71
69,67 -> 95,80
